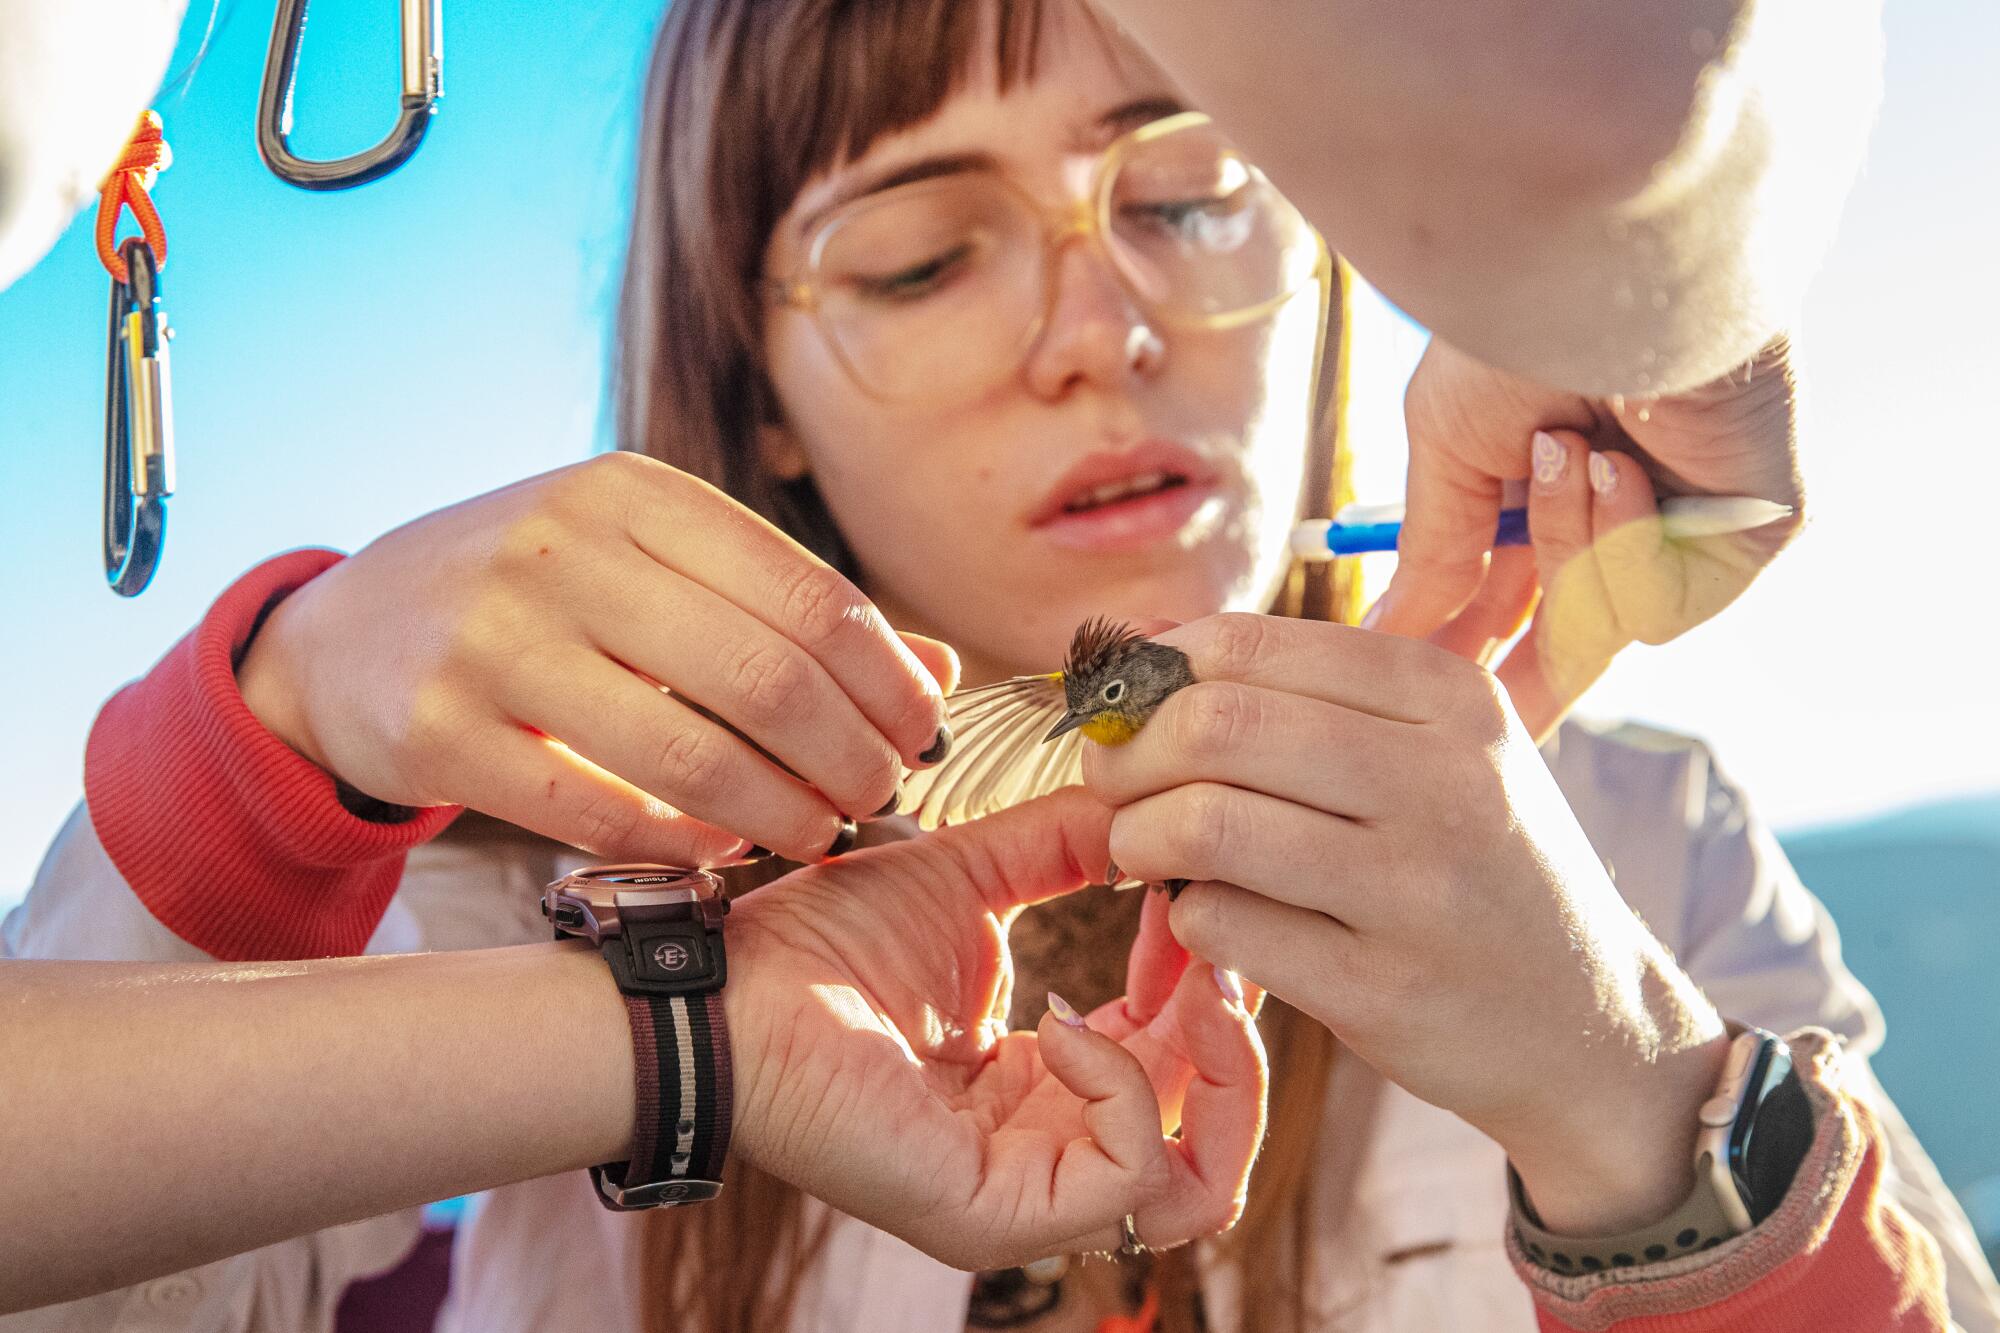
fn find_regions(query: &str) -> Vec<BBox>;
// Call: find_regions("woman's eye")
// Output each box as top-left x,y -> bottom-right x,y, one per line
851,243 -> 973,302
1121,195 -> 1254,251
1125,196 -> 1231,231
1102,680 -> 1125,703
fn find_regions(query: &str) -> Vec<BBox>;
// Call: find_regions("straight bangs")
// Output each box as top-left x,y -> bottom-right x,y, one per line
616,0 -> 1069,570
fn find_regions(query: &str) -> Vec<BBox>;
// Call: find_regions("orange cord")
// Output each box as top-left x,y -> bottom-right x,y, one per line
95,111 -> 171,285
1095,1281 -> 1162,1333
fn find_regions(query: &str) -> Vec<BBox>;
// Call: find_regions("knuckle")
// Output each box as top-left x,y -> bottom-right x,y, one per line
396,683 -> 468,782
553,452 -> 662,527
570,789 -> 649,856
1200,613 -> 1272,681
725,640 -> 814,727
1167,783 -> 1235,875
446,593 -> 528,676
492,510 -> 575,576
1173,683 -> 1256,763
1448,662 -> 1514,741
777,562 -> 869,651
649,721 -> 731,795
1167,872 -> 1225,945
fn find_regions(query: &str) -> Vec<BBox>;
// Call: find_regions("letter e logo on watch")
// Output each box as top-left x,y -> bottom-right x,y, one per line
653,940 -> 691,973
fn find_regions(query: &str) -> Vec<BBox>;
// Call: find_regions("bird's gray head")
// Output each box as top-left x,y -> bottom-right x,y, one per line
1045,618 -> 1197,743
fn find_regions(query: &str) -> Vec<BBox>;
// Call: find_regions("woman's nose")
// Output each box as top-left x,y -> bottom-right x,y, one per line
1020,240 -> 1165,401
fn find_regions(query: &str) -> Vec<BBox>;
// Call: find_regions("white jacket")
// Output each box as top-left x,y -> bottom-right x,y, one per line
5,720 -> 1997,1332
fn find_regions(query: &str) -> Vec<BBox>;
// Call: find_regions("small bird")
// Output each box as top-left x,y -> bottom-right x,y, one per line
897,618 -> 1198,893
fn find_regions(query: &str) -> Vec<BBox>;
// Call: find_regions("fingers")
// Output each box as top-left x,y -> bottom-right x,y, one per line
584,545 -> 908,821
1149,613 -> 1460,725
1585,450 -> 1687,646
450,722 -> 749,864
1083,680 -> 1412,817
1041,959 -> 1267,1255
1108,784 -> 1387,929
1425,545 -> 1539,667
1494,439 -> 1647,740
898,632 -> 962,696
1364,418 -> 1506,640
1165,879 -> 1358,1033
620,460 -> 952,769
916,787 -> 1115,917
1032,1004 -> 1174,1230
498,647 -> 851,861
1147,958 -> 1266,1219
1123,888 -> 1190,1027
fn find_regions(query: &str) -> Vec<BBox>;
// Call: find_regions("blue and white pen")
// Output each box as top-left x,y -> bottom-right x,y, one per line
1289,495 -> 1795,562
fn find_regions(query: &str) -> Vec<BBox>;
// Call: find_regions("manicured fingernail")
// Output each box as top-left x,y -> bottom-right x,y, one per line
919,725 -> 953,765
1105,857 -> 1123,885
1047,991 -> 1087,1028
1532,431 -> 1568,489
821,817 -> 859,860
1588,452 -> 1619,497
1213,966 -> 1244,1007
736,843 -> 774,863
870,789 -> 901,819
1162,878 -> 1190,901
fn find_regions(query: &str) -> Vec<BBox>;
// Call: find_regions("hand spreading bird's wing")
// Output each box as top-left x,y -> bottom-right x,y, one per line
896,674 -> 1086,830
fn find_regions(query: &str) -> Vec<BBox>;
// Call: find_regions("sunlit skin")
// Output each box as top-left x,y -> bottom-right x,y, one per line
758,8 -> 1321,689
757,10 -> 1738,1247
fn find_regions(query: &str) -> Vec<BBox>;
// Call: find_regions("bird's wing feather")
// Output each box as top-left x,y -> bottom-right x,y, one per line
896,674 -> 1081,829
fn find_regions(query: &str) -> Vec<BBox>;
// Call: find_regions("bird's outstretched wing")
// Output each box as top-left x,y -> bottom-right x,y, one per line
896,673 -> 1084,829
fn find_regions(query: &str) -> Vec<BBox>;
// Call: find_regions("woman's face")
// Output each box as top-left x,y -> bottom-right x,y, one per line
759,11 -> 1324,682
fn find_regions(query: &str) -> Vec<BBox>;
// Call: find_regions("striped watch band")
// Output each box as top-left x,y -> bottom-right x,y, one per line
592,989 -> 733,1209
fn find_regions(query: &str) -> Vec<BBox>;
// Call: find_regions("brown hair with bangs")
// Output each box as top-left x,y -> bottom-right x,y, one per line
615,2 -> 1367,1329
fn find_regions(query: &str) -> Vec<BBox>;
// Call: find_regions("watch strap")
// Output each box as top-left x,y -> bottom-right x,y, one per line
592,988 -> 733,1209
1509,1160 -> 1742,1274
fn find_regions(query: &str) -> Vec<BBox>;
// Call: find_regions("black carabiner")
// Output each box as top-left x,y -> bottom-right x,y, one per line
104,236 -> 174,597
258,0 -> 443,191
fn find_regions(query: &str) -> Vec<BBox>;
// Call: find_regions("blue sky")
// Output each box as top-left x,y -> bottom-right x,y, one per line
1,0 -> 1995,905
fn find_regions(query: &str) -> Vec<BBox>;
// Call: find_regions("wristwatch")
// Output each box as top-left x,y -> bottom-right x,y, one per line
542,864 -> 734,1210
1512,1026 -> 1815,1273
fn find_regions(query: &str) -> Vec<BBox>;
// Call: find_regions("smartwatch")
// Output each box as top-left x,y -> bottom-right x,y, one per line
542,864 -> 733,1210
1513,1026 -> 1814,1273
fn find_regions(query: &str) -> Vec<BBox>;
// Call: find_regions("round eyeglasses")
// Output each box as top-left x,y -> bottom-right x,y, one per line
767,112 -> 1328,402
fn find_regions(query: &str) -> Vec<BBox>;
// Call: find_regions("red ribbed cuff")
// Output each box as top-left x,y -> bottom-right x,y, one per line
84,549 -> 463,961
1514,1030 -> 1950,1332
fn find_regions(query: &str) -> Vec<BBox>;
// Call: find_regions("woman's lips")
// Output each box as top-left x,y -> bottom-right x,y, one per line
1031,476 -> 1224,552
1027,442 -> 1224,553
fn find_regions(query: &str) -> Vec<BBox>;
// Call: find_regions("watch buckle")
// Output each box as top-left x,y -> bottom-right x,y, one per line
592,1165 -> 724,1209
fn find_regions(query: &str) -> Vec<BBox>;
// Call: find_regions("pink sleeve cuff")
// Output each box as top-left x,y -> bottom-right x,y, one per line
1511,1029 -> 1949,1332
84,549 -> 462,961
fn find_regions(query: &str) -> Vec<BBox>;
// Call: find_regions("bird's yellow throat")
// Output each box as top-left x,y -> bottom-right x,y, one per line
1079,713 -> 1143,746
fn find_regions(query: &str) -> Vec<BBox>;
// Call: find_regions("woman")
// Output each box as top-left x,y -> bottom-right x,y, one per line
7,1 -> 1991,1331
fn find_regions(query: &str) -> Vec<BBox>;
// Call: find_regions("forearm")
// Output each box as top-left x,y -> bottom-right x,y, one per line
0,942 -> 632,1314
1093,0 -> 1881,394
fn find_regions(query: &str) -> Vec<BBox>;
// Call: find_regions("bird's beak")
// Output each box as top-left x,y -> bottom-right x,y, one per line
1043,711 -> 1088,742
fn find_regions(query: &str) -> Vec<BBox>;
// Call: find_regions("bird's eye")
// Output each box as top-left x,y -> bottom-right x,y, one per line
1101,680 -> 1126,703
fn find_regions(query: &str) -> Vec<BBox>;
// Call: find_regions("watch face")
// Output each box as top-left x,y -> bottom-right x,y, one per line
565,864 -> 720,891
544,865 -> 725,943
1730,1042 -> 1809,1224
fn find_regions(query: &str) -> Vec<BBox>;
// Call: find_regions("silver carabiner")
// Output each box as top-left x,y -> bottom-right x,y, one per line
104,237 -> 175,597
257,0 -> 442,190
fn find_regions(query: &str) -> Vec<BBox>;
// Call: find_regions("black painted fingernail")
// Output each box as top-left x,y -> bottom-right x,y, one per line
738,844 -> 774,862
870,791 -> 901,819
918,725 -> 953,765
1162,878 -> 1190,901
822,817 -> 859,860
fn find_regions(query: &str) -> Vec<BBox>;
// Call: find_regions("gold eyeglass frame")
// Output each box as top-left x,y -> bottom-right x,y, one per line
765,111 -> 1336,404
